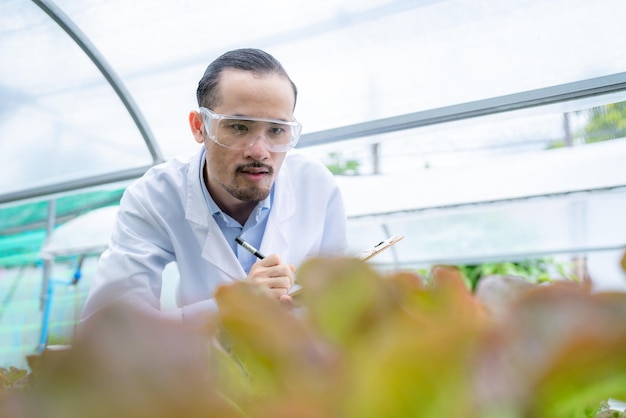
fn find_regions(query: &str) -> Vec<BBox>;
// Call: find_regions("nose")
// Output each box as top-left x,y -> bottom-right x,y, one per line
243,134 -> 270,160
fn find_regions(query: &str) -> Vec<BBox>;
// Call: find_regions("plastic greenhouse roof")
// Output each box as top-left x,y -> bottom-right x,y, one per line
2,0 -> 626,201
1,0 -> 626,267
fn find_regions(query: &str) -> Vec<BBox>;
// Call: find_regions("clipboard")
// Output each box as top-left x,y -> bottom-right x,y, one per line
289,234 -> 404,296
357,234 -> 404,261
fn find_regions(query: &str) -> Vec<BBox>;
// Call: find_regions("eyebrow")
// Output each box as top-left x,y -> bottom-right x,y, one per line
229,113 -> 292,123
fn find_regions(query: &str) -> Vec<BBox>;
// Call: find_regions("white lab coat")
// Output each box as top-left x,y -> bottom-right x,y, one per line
80,147 -> 347,324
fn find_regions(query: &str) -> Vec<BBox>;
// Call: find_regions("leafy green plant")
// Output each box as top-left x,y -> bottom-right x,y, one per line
582,102 -> 626,144
0,366 -> 29,391
455,257 -> 570,291
2,254 -> 626,418
324,152 -> 360,175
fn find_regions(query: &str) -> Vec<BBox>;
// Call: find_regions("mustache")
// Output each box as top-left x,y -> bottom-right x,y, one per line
235,162 -> 273,174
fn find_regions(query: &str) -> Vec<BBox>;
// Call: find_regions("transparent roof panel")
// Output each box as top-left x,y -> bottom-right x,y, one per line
0,0 -> 154,196
350,188 -> 626,268
1,0 -> 626,199
303,93 -> 626,176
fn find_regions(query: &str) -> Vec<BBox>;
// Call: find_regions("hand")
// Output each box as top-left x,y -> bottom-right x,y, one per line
247,254 -> 296,300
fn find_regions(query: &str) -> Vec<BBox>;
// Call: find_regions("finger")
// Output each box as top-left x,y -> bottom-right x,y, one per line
267,276 -> 292,290
279,294 -> 294,306
268,287 -> 289,299
262,264 -> 295,288
257,253 -> 281,267
247,256 -> 294,291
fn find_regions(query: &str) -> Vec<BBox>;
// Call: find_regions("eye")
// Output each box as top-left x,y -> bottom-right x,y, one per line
268,124 -> 290,138
269,127 -> 284,135
228,121 -> 250,135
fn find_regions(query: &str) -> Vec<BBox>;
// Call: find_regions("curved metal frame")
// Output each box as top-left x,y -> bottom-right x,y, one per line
27,0 -> 167,351
31,0 -> 164,164
0,0 -> 166,204
298,71 -> 626,147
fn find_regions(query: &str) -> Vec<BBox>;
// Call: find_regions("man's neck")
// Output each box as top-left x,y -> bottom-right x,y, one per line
203,168 -> 258,225
224,201 -> 258,226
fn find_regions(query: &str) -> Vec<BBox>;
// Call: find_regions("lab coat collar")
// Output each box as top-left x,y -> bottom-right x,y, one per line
182,148 -> 296,278
258,156 -> 295,258
184,148 -> 245,279
185,147 -> 212,227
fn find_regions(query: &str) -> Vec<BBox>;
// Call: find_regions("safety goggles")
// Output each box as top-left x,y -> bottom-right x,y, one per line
199,107 -> 302,152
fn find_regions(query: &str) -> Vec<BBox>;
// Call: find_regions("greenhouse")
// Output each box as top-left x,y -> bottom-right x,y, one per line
1,0 -> 626,416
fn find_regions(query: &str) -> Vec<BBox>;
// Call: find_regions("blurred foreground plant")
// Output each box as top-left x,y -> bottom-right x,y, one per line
2,256 -> 626,418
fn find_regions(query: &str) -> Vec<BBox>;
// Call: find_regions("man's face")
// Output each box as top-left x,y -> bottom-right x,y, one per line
193,69 -> 296,212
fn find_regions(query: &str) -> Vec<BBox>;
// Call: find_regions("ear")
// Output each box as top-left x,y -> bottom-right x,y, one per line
189,111 -> 205,144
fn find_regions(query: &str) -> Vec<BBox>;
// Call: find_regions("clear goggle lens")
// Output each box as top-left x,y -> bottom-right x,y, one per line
199,107 -> 302,152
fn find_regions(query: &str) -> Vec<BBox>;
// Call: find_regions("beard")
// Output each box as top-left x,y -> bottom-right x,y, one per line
222,162 -> 274,201
223,183 -> 271,202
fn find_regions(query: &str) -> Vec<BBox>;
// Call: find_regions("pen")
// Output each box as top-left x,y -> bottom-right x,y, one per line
236,236 -> 300,295
235,236 -> 266,259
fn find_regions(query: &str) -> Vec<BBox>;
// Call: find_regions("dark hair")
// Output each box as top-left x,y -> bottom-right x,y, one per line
196,48 -> 298,110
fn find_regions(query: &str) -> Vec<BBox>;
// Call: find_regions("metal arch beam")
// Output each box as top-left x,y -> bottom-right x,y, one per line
297,71 -> 626,147
31,0 -> 165,165
0,165 -> 154,205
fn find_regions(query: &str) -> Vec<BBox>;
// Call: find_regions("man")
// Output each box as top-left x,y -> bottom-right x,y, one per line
81,48 -> 348,328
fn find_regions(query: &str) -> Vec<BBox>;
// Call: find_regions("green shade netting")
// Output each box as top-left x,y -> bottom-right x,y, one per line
0,188 -> 125,268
